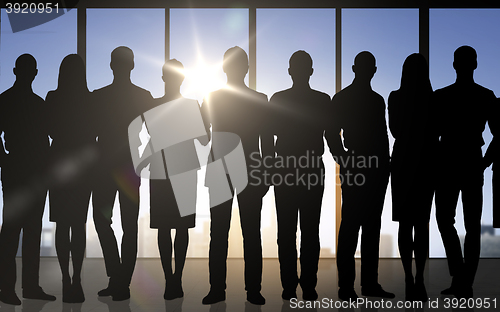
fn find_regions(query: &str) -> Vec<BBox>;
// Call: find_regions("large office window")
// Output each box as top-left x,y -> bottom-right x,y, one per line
430,9 -> 500,258
0,8 -> 77,256
256,9 -> 336,257
342,9 -> 419,257
86,9 -> 165,257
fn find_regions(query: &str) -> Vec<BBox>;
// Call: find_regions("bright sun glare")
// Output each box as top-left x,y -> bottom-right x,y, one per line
181,59 -> 226,102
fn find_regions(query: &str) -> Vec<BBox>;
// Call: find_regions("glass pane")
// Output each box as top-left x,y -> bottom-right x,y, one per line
256,8 -> 336,257
0,8 -> 77,256
430,9 -> 500,258
170,9 -> 249,104
86,9 -> 165,257
170,9 -> 249,258
342,9 -> 419,258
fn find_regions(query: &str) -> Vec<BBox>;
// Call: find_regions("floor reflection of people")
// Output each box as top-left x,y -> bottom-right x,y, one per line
209,302 -> 226,312
164,297 -> 183,312
61,302 -> 82,312
21,299 -> 49,312
98,296 -> 132,312
281,299 -> 318,312
245,301 -> 262,312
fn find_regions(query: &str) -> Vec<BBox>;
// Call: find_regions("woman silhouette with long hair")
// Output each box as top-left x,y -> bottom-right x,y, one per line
46,54 -> 96,303
389,53 -> 437,302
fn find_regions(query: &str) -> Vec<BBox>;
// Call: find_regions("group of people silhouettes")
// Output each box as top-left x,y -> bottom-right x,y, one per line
0,44 -> 497,307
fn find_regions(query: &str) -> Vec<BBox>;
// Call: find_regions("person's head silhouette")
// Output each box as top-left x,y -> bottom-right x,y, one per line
352,51 -> 376,83
223,46 -> 248,85
14,53 -> 38,86
288,50 -> 313,86
110,46 -> 134,78
162,59 -> 185,91
400,53 -> 431,93
453,45 -> 477,75
57,54 -> 88,93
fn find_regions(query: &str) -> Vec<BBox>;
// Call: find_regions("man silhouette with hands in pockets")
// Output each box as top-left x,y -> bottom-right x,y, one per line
0,54 -> 56,305
327,51 -> 394,301
269,50 -> 330,301
434,46 -> 496,299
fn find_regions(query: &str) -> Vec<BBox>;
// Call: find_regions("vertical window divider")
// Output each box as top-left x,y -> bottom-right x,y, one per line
165,7 -> 170,94
419,5 -> 430,64
77,4 -> 86,65
335,7 -> 342,257
418,4 -> 430,260
249,6 -> 257,90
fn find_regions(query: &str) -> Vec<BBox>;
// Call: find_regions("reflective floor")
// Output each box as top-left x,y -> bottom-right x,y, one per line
0,258 -> 499,312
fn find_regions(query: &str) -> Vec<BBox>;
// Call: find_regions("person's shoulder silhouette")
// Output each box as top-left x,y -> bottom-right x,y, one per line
0,53 -> 43,111
388,53 -> 434,141
434,46 -> 495,151
46,54 -> 94,144
94,46 -> 152,98
0,54 -> 48,157
92,46 -> 154,154
269,50 -> 330,156
202,46 -> 267,147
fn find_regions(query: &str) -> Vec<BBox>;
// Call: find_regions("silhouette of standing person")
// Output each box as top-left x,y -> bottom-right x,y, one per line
0,54 -> 56,305
92,46 -> 154,301
200,46 -> 272,305
389,53 -> 437,302
434,46 -> 496,299
269,51 -> 329,301
45,54 -> 97,303
149,59 -> 208,300
326,51 -> 394,301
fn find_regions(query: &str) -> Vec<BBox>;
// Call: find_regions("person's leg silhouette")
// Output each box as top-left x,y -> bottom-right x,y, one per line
116,178 -> 140,299
238,186 -> 264,304
275,186 -> 299,300
436,184 -> 463,294
461,184 -> 482,295
93,173 -> 120,297
298,184 -> 322,300
203,200 -> 232,304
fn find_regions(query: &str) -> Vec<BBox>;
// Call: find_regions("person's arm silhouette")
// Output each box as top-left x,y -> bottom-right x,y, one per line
198,101 -> 211,146
327,95 -> 348,164
388,91 -> 408,140
484,98 -> 500,170
200,96 -> 212,145
260,95 -> 273,161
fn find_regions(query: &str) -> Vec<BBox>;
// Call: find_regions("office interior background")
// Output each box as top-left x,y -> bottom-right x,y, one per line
1,0 -> 500,260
